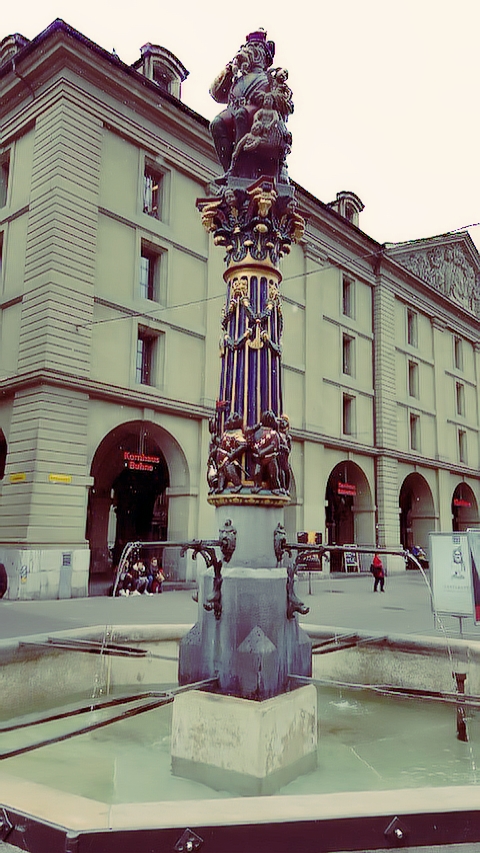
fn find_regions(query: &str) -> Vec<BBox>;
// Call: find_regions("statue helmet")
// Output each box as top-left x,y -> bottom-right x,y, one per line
245,29 -> 275,67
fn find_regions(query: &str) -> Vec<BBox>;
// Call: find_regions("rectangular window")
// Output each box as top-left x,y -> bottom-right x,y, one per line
408,360 -> 419,398
136,331 -> 156,385
143,165 -> 164,219
409,413 -> 420,451
342,275 -> 354,318
342,334 -> 354,375
459,429 -> 467,464
0,232 -> 3,282
0,152 -> 10,208
407,309 -> 417,347
342,394 -> 355,435
456,382 -> 465,417
140,246 -> 160,301
454,336 -> 463,371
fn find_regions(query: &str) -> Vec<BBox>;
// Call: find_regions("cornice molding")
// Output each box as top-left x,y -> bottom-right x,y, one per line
0,370 -> 477,483
0,369 -> 211,421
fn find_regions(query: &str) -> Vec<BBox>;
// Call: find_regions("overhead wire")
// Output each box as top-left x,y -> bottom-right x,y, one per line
75,220 -> 480,329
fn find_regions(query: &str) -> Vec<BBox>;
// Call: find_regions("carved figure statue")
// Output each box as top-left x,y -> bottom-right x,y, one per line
286,562 -> 309,619
246,410 -> 282,494
230,92 -> 291,172
216,412 -> 247,492
209,29 -> 293,181
207,416 -> 220,492
218,518 -> 237,563
277,414 -> 291,493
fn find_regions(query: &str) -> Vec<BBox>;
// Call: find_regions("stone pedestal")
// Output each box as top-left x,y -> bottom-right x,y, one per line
171,685 -> 317,796
179,505 -> 312,699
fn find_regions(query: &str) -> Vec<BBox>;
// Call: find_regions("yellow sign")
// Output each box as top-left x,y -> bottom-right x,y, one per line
10,473 -> 26,483
49,474 -> 72,484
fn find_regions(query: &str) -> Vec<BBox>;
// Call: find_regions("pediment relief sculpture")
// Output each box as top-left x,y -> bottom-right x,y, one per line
395,244 -> 480,315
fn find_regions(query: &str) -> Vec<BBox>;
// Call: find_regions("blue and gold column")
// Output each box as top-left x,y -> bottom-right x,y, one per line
201,178 -> 304,509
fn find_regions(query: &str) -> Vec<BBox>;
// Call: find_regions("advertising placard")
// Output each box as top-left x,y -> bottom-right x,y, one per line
467,529 -> 480,624
429,532 -> 474,617
344,548 -> 359,572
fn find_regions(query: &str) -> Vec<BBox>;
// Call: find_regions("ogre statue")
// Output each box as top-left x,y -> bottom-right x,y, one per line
209,29 -> 293,182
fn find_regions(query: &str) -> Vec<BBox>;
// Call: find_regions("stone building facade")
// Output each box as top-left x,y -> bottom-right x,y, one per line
0,21 -> 478,597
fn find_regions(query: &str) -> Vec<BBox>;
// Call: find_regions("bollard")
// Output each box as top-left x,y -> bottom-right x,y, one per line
454,672 -> 468,742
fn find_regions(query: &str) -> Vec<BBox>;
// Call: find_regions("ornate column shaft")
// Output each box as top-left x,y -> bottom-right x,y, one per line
200,178 -> 304,509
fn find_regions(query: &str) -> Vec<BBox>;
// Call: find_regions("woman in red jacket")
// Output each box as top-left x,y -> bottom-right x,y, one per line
371,553 -> 385,592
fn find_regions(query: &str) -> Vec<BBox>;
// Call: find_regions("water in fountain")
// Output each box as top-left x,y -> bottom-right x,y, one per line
1,679 -> 479,803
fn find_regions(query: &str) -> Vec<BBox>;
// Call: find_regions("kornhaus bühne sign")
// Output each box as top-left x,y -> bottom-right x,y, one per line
123,452 -> 160,472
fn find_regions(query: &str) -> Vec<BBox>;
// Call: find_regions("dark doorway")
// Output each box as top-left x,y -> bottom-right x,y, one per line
0,429 -> 7,480
325,461 -> 373,572
399,473 -> 435,553
452,483 -> 479,532
87,423 -> 170,585
111,461 -> 169,566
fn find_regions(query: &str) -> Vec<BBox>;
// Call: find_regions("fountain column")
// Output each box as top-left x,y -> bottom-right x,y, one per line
172,29 -> 316,795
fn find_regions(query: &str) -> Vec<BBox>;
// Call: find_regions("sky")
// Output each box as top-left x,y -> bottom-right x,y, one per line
3,0 -> 480,251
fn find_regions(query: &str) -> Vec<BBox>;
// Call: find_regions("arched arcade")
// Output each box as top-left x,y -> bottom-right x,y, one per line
325,461 -> 375,572
452,482 -> 479,531
399,472 -> 436,553
87,420 -> 191,582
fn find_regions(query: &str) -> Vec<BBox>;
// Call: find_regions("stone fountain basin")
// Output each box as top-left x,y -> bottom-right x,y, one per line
1,623 -> 480,852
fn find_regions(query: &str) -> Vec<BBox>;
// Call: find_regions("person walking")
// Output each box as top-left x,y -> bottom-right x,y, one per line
371,553 -> 385,592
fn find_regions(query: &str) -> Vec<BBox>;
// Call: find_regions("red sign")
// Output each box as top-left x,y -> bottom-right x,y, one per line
123,451 -> 160,472
454,498 -> 471,507
338,483 -> 356,496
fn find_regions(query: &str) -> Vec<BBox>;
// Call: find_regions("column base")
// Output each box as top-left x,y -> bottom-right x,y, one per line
171,685 -> 317,796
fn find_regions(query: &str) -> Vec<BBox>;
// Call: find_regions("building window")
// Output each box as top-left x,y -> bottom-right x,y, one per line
0,152 -> 10,208
0,232 -> 3,282
456,382 -> 465,417
454,336 -> 463,371
140,245 -> 161,301
409,413 -> 420,451
136,331 -> 156,385
342,394 -> 355,435
342,334 -> 354,376
143,165 -> 164,219
407,309 -> 417,347
408,360 -> 419,398
459,429 -> 467,464
342,275 -> 354,318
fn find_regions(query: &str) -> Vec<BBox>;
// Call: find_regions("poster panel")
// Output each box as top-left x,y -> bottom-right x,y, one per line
467,529 -> 480,625
344,547 -> 359,573
429,532 -> 474,617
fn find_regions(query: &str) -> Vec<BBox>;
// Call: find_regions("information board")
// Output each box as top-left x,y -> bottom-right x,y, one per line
429,532 -> 474,617
344,547 -> 359,573
467,530 -> 480,624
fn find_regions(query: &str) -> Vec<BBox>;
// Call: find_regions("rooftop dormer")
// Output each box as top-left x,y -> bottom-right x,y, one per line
327,191 -> 365,227
0,33 -> 30,68
132,44 -> 189,100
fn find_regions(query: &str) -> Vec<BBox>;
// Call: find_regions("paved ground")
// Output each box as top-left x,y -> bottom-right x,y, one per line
1,571 -> 479,641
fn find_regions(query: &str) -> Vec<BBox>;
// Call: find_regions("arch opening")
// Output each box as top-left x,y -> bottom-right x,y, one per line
87,422 -> 173,582
325,461 -> 374,572
399,473 -> 435,554
452,482 -> 479,532
0,430 -> 7,480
